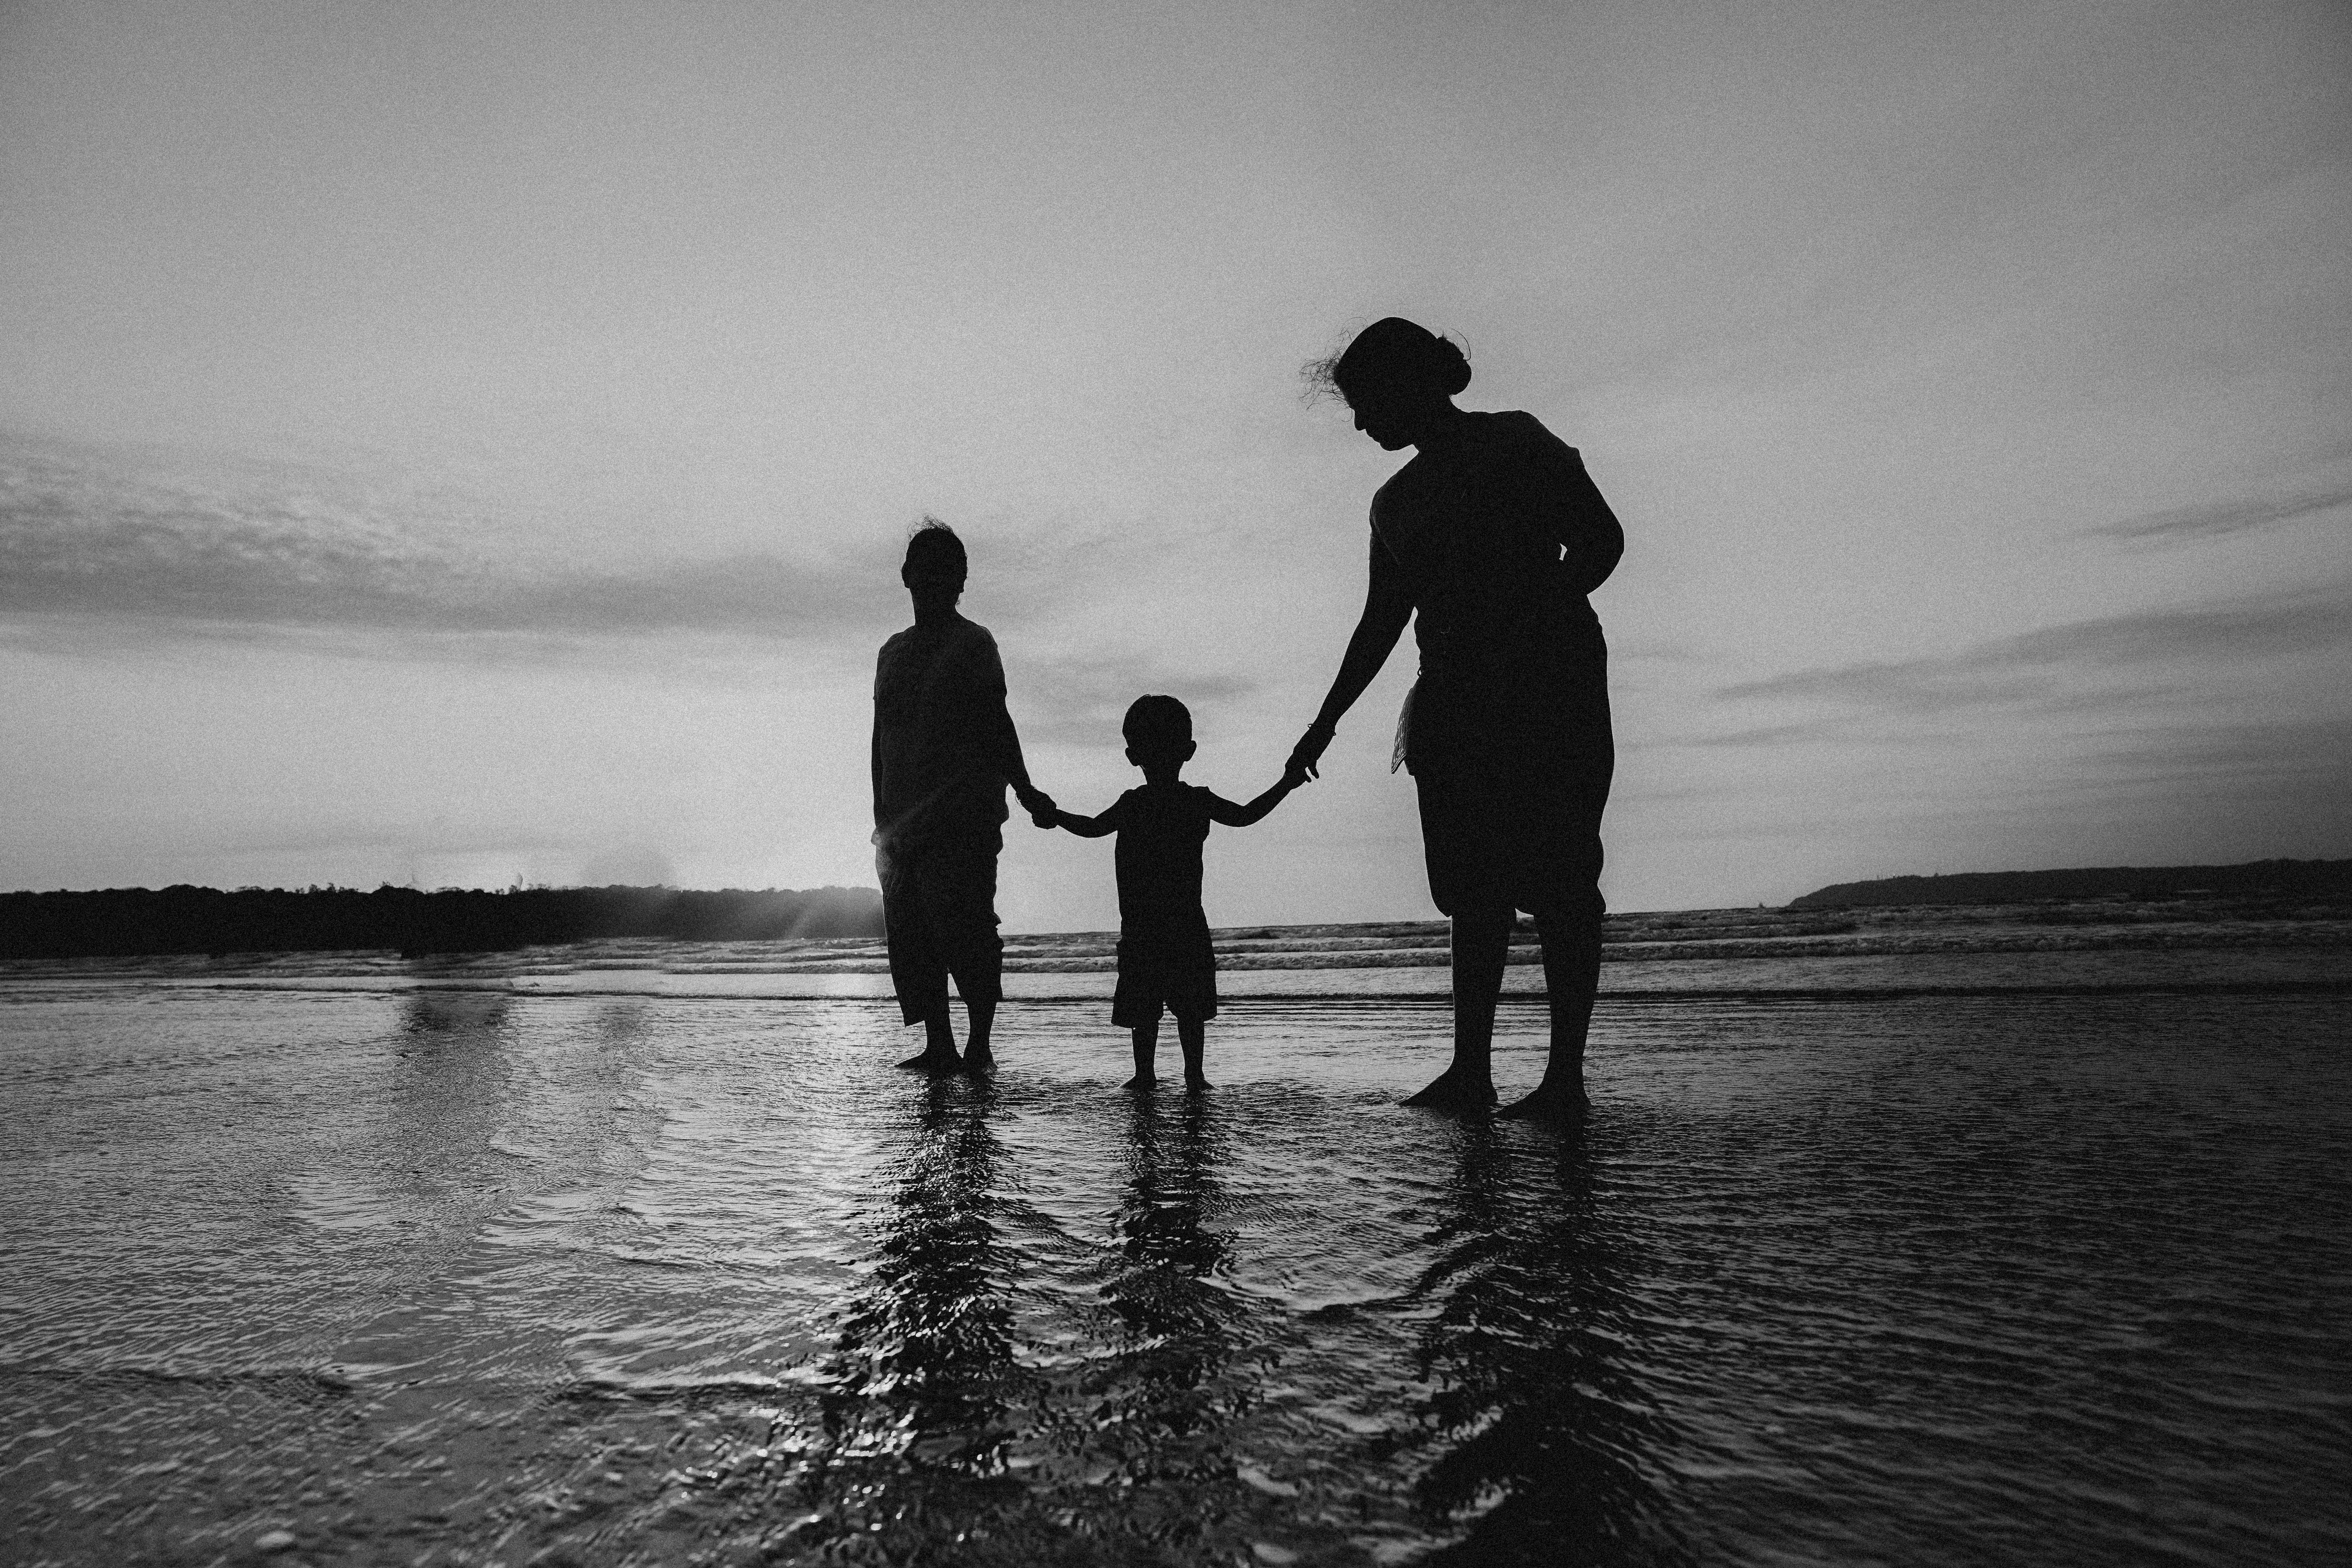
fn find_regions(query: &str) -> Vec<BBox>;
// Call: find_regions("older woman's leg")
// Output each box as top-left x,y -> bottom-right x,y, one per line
1406,907 -> 1510,1109
881,844 -> 962,1073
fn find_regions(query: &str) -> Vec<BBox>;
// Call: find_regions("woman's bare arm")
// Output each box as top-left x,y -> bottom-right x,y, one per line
1205,766 -> 1310,828
1289,543 -> 1413,777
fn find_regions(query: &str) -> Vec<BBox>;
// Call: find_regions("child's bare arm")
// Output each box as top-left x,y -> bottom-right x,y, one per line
1046,800 -> 1123,838
1205,766 -> 1310,828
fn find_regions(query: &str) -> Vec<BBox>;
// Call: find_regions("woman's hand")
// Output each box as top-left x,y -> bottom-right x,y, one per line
1014,782 -> 1058,828
1286,721 -> 1337,780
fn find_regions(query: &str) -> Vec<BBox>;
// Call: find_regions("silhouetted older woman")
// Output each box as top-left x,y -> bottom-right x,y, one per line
1289,318 -> 1622,1118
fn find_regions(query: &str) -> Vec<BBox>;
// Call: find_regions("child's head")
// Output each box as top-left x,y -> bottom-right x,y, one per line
901,517 -> 967,603
1122,694 -> 1196,772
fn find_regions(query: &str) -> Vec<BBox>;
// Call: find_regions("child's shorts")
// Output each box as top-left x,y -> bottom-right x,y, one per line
1111,911 -> 1218,1028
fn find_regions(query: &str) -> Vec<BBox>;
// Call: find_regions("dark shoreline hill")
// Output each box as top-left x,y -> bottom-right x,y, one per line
0,884 -> 884,960
1790,857 -> 2352,909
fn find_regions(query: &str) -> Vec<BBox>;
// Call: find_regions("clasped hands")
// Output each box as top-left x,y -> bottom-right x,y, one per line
1014,782 -> 1058,829
1286,720 -> 1336,780
1017,721 -> 1330,831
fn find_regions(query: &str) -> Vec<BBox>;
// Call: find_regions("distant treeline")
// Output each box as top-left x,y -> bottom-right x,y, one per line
0,884 -> 884,960
1791,857 -> 2352,909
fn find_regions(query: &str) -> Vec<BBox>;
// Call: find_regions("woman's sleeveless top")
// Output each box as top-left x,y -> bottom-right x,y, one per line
1368,411 -> 1622,769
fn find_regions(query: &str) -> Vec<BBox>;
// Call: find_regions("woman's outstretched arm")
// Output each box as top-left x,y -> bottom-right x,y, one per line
1204,764 -> 1311,827
1288,541 -> 1412,778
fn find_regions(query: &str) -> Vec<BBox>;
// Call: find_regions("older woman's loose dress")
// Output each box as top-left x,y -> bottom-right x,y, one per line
1367,410 -> 1623,918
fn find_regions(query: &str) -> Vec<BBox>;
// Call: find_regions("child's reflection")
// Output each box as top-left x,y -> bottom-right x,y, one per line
1087,1093 -> 1254,1487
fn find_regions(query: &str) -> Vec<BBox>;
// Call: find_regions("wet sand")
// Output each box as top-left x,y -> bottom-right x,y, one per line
3,953 -> 2347,1566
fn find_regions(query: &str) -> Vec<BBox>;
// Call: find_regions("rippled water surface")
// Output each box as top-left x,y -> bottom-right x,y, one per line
4,976 -> 2347,1566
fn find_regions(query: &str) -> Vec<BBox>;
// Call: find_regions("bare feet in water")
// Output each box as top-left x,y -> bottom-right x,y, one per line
1185,1074 -> 1212,1093
1122,1071 -> 1156,1091
1403,1063 -> 1497,1112
1498,1077 -> 1589,1121
897,1046 -> 963,1074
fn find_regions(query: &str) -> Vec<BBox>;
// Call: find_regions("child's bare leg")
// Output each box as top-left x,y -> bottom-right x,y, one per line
961,997 -> 997,1073
1405,907 -> 1507,1111
1125,1020 -> 1158,1088
1177,1015 -> 1209,1090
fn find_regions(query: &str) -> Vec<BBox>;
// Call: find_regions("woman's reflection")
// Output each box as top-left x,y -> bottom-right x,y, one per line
1406,1117 -> 1688,1565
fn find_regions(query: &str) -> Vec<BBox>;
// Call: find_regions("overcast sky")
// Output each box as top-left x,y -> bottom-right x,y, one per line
4,0 -> 2347,927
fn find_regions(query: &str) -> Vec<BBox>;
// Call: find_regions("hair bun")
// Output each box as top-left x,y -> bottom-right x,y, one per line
1316,316 -> 1473,401
1431,336 -> 1471,396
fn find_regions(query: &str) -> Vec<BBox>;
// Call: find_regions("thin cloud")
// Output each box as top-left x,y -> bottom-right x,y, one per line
0,435 -> 1222,659
2089,485 -> 2352,544
2066,716 -> 2352,791
1008,650 -> 1261,747
1719,585 -> 2350,713
1964,717 -> 2352,846
1679,723 -> 1815,748
0,435 -> 887,641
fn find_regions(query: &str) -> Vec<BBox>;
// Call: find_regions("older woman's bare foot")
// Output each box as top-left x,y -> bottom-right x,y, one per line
1403,1063 -> 1496,1112
1122,1070 -> 1157,1091
897,1046 -> 963,1074
1498,1077 -> 1589,1121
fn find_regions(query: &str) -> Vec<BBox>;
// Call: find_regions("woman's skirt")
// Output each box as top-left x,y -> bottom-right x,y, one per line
1404,662 -> 1613,918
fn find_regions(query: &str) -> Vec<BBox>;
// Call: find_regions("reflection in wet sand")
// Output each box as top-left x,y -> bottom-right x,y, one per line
1077,1093 -> 1261,1546
7,987 -> 2344,1564
390,990 -> 518,1168
1100,1094 -> 1249,1434
819,1079 -> 1028,1463
286,990 -> 521,1236
788,1077 -> 1044,1551
1401,1115 -> 1689,1565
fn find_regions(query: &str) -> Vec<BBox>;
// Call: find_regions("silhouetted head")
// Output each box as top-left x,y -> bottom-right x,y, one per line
1122,693 -> 1197,773
1307,317 -> 1472,450
902,517 -> 966,617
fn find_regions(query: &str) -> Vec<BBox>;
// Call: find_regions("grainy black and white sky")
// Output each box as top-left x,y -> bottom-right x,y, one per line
4,0 -> 2347,927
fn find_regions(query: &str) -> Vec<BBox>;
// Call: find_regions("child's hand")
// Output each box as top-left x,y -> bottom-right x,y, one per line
1281,762 -> 1313,790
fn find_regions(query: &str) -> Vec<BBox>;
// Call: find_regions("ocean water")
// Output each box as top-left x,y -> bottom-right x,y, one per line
2,938 -> 2348,1566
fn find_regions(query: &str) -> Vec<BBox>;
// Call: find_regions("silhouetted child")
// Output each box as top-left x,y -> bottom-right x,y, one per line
873,519 -> 1054,1074
1037,695 -> 1306,1089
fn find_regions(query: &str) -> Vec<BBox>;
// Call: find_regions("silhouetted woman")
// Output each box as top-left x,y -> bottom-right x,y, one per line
1290,318 -> 1622,1118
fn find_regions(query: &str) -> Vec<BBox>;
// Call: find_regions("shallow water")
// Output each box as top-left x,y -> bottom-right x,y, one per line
3,978 -> 2348,1566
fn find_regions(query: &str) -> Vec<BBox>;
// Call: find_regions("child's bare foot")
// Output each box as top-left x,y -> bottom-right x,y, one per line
897,1046 -> 962,1074
1403,1063 -> 1496,1112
